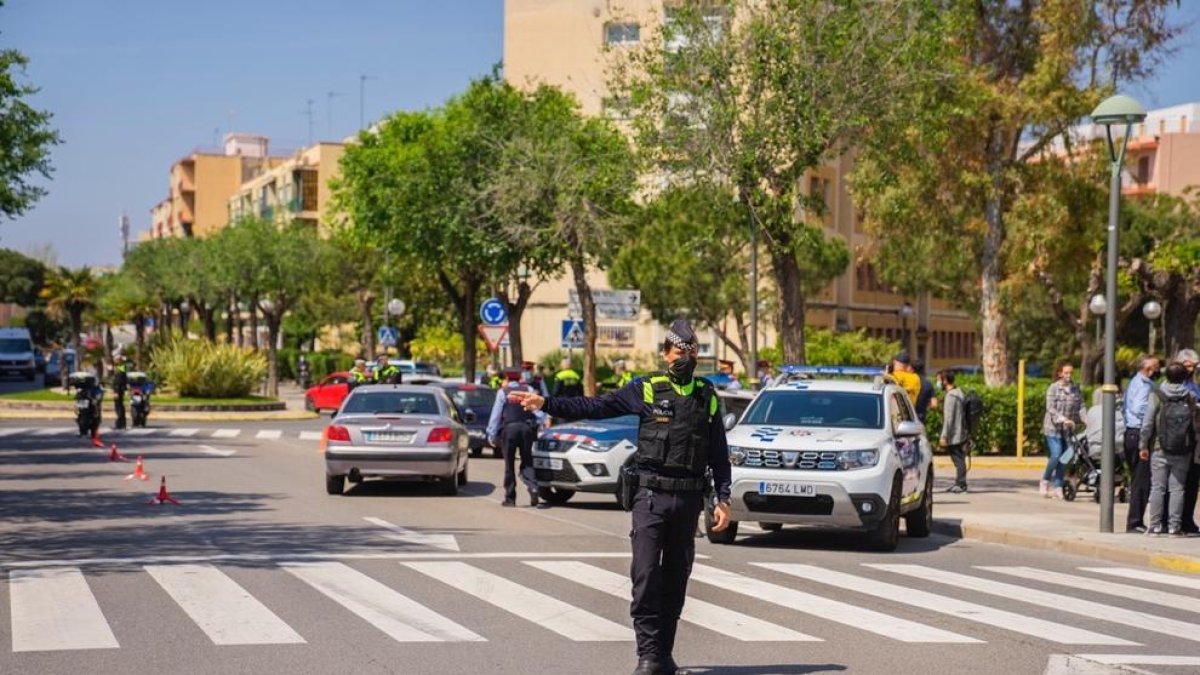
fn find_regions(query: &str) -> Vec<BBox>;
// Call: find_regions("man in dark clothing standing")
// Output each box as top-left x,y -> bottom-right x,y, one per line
913,358 -> 935,423
509,319 -> 732,675
112,353 -> 129,430
486,370 -> 546,508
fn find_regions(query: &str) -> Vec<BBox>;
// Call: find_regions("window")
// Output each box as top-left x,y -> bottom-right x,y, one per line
343,392 -> 439,415
604,22 -> 640,45
742,391 -> 884,429
889,392 -> 914,431
1137,156 -> 1152,184
446,386 -> 496,409
298,169 -> 319,211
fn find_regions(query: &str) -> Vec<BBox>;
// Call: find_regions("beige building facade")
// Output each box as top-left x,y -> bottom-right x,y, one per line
227,142 -> 345,234
505,0 -> 977,371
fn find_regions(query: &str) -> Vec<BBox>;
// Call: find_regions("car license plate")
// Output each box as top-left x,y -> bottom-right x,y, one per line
534,457 -> 563,470
758,481 -> 815,497
365,431 -> 413,443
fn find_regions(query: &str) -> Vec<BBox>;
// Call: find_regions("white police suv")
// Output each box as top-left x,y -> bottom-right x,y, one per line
706,366 -> 934,552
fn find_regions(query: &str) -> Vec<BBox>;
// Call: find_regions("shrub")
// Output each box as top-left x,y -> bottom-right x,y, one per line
151,338 -> 267,398
410,325 -> 486,370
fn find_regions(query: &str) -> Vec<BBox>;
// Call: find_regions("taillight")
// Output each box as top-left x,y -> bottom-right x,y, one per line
427,427 -> 453,444
326,425 -> 351,443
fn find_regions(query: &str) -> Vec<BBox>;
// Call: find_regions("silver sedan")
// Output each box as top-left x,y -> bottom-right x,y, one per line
323,385 -> 471,496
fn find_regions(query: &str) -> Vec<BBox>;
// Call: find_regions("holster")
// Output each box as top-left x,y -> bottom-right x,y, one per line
619,465 -> 637,512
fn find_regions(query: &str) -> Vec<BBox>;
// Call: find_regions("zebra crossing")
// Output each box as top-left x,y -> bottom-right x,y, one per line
7,559 -> 1200,654
0,426 -> 325,443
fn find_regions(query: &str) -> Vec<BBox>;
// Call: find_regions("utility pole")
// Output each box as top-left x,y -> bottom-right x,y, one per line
359,74 -> 377,130
302,99 -> 315,146
326,91 -> 342,139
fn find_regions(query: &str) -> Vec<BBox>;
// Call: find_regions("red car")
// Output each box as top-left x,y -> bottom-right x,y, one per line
305,372 -> 352,412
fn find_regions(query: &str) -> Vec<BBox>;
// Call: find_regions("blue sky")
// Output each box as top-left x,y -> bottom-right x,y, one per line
2,0 -> 1198,268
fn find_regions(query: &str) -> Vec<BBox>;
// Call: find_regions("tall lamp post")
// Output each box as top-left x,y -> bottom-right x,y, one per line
1089,294 -> 1107,383
385,298 -> 405,355
1092,94 -> 1146,533
1142,300 -> 1162,355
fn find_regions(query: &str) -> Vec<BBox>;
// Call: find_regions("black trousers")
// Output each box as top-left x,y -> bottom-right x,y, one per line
1182,461 -> 1200,533
630,486 -> 703,661
502,421 -> 537,503
947,443 -> 968,488
1125,428 -> 1151,529
113,392 -> 126,430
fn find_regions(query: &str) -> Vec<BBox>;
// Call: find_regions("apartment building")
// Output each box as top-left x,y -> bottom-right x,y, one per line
227,142 -> 345,234
504,0 -> 978,369
1072,102 -> 1200,198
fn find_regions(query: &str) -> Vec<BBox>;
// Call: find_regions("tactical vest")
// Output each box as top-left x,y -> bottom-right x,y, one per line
501,384 -> 538,426
374,365 -> 400,383
636,374 -> 717,476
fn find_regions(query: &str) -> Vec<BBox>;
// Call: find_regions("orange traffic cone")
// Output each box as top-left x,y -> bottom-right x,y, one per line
147,476 -> 181,505
108,443 -> 129,462
91,431 -> 104,448
124,455 -> 149,481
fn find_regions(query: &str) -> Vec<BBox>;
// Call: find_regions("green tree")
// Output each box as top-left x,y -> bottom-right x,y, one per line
39,266 -> 97,340
610,0 -> 938,365
0,248 -> 46,306
852,0 -> 1180,385
94,270 -> 157,368
0,10 -> 60,220
1123,191 -> 1200,355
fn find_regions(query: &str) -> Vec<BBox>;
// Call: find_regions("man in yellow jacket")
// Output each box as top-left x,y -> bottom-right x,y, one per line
888,352 -> 921,405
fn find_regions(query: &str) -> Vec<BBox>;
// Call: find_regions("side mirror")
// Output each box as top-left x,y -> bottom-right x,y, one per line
895,420 -> 923,438
723,412 -> 737,431
463,409 -> 477,424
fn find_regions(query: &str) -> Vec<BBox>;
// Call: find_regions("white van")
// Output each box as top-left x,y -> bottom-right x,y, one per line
0,327 -> 36,381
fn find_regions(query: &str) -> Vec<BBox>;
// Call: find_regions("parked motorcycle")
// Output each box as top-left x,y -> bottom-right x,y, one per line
68,371 -> 102,437
128,371 -> 153,428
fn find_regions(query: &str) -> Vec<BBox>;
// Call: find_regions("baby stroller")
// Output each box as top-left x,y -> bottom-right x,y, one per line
1061,431 -> 1127,503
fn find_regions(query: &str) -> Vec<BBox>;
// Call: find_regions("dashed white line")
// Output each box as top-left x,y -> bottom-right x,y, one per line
199,445 -> 237,457
210,429 -> 241,439
145,564 -> 304,645
298,430 -> 323,441
9,567 -> 119,652
168,428 -> 199,437
255,430 -> 282,440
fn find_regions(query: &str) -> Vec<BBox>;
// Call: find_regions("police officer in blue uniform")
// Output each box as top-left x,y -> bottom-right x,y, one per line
508,319 -> 732,675
486,369 -> 547,507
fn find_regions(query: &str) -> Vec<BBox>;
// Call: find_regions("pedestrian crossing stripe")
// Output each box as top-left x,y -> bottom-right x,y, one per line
1080,566 -> 1200,591
168,428 -> 199,437
299,430 -> 322,441
210,429 -> 241,438
0,427 -> 29,437
0,426 -> 323,441
7,561 -> 1200,653
980,566 -> 1200,615
255,430 -> 282,440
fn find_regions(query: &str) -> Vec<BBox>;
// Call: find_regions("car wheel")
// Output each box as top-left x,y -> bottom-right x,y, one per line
325,474 -> 344,495
457,462 -> 468,486
439,474 -> 459,496
758,522 -> 783,532
537,487 -> 575,504
904,473 -> 933,538
304,397 -> 316,412
705,504 -> 739,544
866,475 -> 902,552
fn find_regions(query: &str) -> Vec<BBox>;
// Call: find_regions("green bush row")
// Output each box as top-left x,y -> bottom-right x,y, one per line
150,338 -> 266,399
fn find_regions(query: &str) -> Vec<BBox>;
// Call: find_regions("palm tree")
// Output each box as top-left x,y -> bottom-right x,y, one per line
40,266 -> 98,342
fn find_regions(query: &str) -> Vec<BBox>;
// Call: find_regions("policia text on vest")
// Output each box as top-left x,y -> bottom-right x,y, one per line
507,320 -> 732,675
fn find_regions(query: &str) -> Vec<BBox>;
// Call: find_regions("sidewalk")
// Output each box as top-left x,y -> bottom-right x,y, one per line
933,464 -> 1200,575
0,382 -> 319,423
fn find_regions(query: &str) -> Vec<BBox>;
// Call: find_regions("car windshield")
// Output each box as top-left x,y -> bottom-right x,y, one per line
0,339 -> 31,352
742,390 -> 884,429
413,363 -> 440,375
446,387 -> 496,409
343,392 -> 440,415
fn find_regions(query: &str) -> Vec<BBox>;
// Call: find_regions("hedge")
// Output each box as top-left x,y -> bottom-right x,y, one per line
151,339 -> 266,399
276,348 -> 355,383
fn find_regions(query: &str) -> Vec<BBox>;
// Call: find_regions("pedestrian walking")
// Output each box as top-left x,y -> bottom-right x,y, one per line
507,319 -> 732,675
1123,355 -> 1161,532
1041,361 -> 1084,500
111,353 -> 129,430
938,369 -> 969,493
1174,349 -> 1200,533
1140,362 -> 1199,536
486,370 -> 546,508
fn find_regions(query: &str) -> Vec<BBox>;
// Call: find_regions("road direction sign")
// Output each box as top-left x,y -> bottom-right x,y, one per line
479,323 -> 508,352
561,320 -> 585,349
377,326 -> 399,347
480,298 -> 508,326
568,289 -> 641,320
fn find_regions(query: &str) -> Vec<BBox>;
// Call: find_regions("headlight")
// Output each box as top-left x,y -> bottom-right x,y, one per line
577,439 -> 618,453
728,445 -> 746,466
836,449 -> 879,471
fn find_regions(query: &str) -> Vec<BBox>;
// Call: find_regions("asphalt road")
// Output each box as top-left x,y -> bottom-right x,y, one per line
3,416 -> 1200,675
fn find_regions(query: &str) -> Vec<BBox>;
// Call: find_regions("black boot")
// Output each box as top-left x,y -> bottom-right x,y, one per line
632,658 -> 664,675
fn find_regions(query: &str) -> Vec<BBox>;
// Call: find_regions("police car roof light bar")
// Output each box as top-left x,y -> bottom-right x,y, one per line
779,365 -> 886,377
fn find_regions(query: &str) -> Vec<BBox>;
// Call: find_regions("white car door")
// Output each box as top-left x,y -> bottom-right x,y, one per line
888,390 -> 923,499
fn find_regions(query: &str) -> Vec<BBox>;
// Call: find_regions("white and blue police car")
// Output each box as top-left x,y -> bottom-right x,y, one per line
706,366 -> 934,552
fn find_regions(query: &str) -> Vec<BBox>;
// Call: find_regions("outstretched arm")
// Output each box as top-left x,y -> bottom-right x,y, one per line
509,380 -> 644,421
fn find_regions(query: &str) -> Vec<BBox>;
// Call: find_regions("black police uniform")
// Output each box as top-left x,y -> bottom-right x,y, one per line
500,383 -> 540,505
112,362 -> 129,430
542,372 -> 731,672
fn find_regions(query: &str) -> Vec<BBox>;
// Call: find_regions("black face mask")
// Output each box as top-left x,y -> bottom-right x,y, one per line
669,354 -> 697,383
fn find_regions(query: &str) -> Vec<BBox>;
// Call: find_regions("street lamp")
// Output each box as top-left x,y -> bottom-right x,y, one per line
387,298 -> 406,320
897,302 -> 914,354
1089,293 -> 1107,345
1092,93 -> 1147,534
1142,300 -> 1162,355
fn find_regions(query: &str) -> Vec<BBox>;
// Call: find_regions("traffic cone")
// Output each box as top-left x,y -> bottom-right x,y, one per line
108,443 -> 129,462
91,431 -> 103,448
147,476 -> 181,505
124,455 -> 149,481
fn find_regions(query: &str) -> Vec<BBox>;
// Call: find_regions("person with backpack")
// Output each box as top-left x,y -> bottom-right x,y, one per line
1173,349 -> 1200,534
1139,361 -> 1199,536
1041,361 -> 1085,499
938,369 -> 969,493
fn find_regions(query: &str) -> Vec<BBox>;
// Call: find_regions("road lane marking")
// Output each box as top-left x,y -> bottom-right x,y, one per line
871,564 -> 1200,643
1080,567 -> 1200,591
145,564 -> 304,645
198,445 -> 237,457
10,567 -> 119,652
2,551 -> 642,568
210,429 -> 241,439
168,428 -> 199,437
32,427 -> 72,436
363,516 -> 459,552
1073,654 -> 1200,666
528,560 -> 819,642
0,427 -> 30,437
255,430 -> 282,440
981,566 -> 1200,615
299,431 -> 323,441
282,561 -> 483,642
124,428 -> 156,436
405,561 -> 632,641
758,563 -> 1134,646
690,564 -> 978,644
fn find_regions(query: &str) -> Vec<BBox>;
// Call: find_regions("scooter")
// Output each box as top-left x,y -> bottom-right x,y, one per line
128,371 -> 152,428
68,371 -> 102,437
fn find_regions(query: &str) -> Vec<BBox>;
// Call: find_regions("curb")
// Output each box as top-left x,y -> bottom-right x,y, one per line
0,399 -> 285,413
933,520 -> 1200,575
933,457 -> 1045,470
0,409 -> 318,422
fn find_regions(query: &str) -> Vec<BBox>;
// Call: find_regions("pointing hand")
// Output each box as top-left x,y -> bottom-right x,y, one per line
507,390 -> 545,412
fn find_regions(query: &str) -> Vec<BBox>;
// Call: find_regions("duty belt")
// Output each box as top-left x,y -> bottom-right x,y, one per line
636,473 -> 707,492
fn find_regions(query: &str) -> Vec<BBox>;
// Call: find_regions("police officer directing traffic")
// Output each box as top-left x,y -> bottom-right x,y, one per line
112,353 -> 129,430
509,319 -> 732,675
